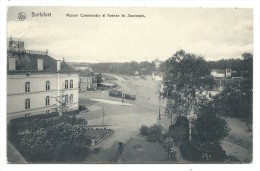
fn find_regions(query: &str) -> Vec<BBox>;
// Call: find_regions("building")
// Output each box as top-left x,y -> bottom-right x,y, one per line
7,40 -> 79,121
79,68 -> 96,91
211,69 -> 232,78
152,72 -> 163,81
153,58 -> 162,69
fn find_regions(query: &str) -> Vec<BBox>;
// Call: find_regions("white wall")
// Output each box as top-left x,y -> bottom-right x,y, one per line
7,72 -> 79,121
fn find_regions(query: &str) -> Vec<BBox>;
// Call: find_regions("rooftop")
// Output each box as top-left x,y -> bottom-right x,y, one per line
7,51 -> 76,73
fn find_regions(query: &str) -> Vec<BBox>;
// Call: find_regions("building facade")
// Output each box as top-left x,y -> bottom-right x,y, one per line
7,40 -> 79,121
211,69 -> 232,78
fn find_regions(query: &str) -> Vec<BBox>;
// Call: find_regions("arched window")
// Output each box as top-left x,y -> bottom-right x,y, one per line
46,96 -> 50,106
46,81 -> 50,91
25,82 -> 30,92
65,95 -> 68,104
70,80 -> 73,88
65,80 -> 68,89
25,98 -> 30,109
69,94 -> 73,103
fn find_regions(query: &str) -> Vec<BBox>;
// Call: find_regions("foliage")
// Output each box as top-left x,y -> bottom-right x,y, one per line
19,122 -> 89,162
8,115 -> 87,145
224,154 -> 240,163
146,124 -> 163,142
212,53 -> 253,127
139,125 -> 149,136
208,58 -> 243,72
166,116 -> 189,144
79,105 -> 87,112
96,73 -> 103,87
51,89 -> 72,116
180,141 -> 227,162
139,124 -> 163,142
89,61 -> 156,75
162,50 -> 214,118
213,83 -> 252,122
192,102 -> 230,142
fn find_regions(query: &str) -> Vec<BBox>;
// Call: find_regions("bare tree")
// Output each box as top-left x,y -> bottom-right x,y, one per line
51,88 -> 72,116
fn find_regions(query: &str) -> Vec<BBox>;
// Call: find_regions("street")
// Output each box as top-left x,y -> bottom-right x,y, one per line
78,74 -> 162,149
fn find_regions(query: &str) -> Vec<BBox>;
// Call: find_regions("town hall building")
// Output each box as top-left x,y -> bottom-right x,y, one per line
7,39 -> 79,122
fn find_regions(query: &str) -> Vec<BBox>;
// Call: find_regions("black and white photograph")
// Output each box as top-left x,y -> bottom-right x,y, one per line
3,4 -> 257,166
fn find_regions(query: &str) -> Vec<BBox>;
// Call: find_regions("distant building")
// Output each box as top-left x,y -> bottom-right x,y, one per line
7,40 -> 79,121
153,58 -> 162,69
79,68 -> 96,91
73,66 -> 92,71
152,72 -> 163,81
211,69 -> 232,78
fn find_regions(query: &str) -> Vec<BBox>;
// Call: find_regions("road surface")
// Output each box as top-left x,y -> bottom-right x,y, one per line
79,74 -> 162,149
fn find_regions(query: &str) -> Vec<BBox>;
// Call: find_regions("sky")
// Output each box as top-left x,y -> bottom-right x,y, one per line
7,7 -> 253,63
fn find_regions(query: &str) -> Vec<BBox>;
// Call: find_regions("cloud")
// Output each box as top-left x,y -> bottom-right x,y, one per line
7,7 -> 253,62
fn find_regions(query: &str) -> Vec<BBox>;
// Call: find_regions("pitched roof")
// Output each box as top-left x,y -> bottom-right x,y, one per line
7,51 -> 75,72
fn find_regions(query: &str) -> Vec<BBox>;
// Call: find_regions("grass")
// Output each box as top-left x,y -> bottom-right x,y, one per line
119,137 -> 168,163
85,129 -> 110,139
84,141 -> 122,163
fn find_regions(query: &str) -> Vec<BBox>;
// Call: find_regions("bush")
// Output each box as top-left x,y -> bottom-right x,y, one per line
18,123 -> 89,162
167,116 -> 189,144
180,141 -> 202,162
180,141 -> 227,162
139,125 -> 149,136
79,105 -> 87,112
85,138 -> 92,146
224,155 -> 240,163
146,125 -> 163,142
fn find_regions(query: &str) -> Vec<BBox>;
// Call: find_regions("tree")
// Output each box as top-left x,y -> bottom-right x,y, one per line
96,73 -> 103,87
51,88 -> 72,116
192,101 -> 230,142
162,50 -> 214,141
167,116 -> 189,144
212,53 -> 253,130
163,50 -> 213,117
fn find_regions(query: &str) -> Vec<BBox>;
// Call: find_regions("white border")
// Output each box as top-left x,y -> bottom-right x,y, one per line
0,1 -> 259,171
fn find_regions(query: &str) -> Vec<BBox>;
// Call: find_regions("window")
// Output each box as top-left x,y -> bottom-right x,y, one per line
46,96 -> 50,106
65,95 -> 68,104
46,110 -> 51,114
25,82 -> 30,92
70,80 -> 73,88
25,113 -> 31,117
46,81 -> 50,91
25,98 -> 30,110
69,94 -> 73,103
65,80 -> 68,89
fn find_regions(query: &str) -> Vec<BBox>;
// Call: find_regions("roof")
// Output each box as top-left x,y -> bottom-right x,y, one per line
7,51 -> 75,72
211,69 -> 226,74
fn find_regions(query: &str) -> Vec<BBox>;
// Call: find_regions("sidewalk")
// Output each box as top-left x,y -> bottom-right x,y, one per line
7,141 -> 27,164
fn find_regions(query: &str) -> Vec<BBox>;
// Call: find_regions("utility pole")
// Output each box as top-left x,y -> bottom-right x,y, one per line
158,95 -> 161,125
102,102 -> 105,126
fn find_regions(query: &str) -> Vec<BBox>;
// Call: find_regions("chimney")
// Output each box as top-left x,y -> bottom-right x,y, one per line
8,58 -> 16,71
37,58 -> 43,71
57,60 -> 61,71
